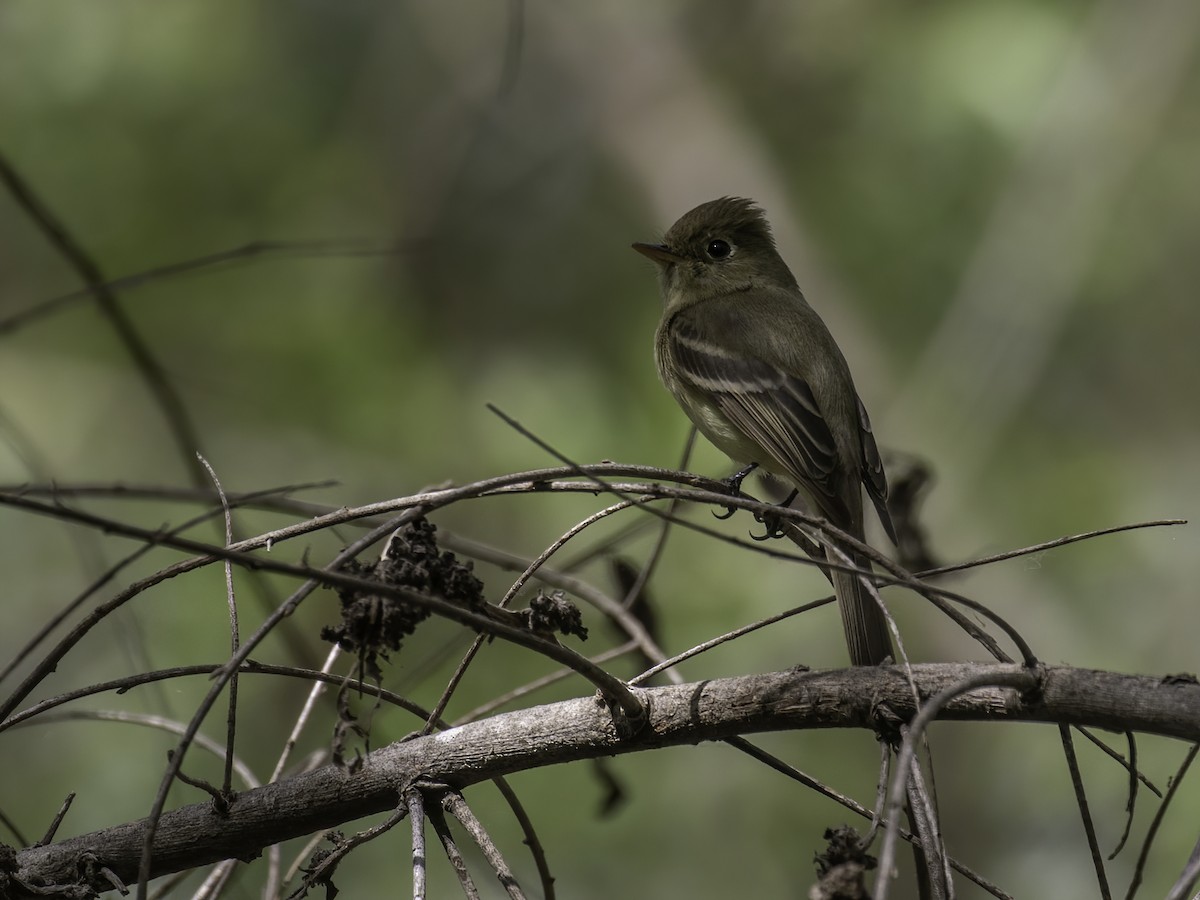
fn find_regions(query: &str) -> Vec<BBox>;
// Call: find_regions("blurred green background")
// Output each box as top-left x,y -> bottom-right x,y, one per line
1,1 -> 1198,897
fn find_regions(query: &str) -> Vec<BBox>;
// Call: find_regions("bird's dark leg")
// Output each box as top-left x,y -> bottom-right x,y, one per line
726,462 -> 758,494
713,463 -> 759,520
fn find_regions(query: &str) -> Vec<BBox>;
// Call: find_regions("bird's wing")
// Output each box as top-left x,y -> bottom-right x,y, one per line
668,317 -> 851,523
857,396 -> 897,545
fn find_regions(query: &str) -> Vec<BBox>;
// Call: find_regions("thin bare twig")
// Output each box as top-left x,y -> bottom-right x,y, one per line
421,638 -> 487,737
1126,742 -> 1200,900
268,647 -> 343,785
1165,830 -> 1200,900
197,454 -> 240,799
865,744 -> 890,844
918,519 -> 1188,580
290,805 -> 410,900
1109,731 -> 1140,860
491,777 -> 555,900
618,426 -> 697,610
426,801 -> 480,900
1077,726 -> 1161,799
407,788 -> 427,900
901,733 -> 950,899
1059,724 -> 1112,900
262,645 -> 342,900
36,794 -> 75,848
442,792 -> 525,900
184,860 -> 237,900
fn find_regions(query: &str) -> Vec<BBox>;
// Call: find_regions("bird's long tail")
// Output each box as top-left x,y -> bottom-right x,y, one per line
831,546 -> 892,666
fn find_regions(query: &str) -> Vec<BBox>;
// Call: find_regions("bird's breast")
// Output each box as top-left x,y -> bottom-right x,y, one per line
654,334 -> 768,469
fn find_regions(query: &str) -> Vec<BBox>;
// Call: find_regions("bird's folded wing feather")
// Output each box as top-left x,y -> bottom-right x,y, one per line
668,319 -> 849,521
856,397 -> 897,544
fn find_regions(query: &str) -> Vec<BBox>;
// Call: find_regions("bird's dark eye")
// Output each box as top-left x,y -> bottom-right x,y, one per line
705,239 -> 732,260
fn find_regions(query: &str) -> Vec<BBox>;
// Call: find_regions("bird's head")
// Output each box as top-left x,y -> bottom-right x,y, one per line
633,197 -> 797,310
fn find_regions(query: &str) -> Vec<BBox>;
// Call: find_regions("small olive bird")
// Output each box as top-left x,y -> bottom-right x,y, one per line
634,197 -> 896,666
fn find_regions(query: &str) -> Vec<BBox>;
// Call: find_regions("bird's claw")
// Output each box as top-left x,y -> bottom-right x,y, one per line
748,487 -> 799,540
749,508 -> 789,541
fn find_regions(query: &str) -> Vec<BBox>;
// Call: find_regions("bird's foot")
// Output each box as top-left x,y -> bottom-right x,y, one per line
712,463 -> 759,520
725,462 -> 758,495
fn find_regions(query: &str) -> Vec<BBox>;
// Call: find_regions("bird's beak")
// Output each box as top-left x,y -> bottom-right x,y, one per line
632,242 -> 686,266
